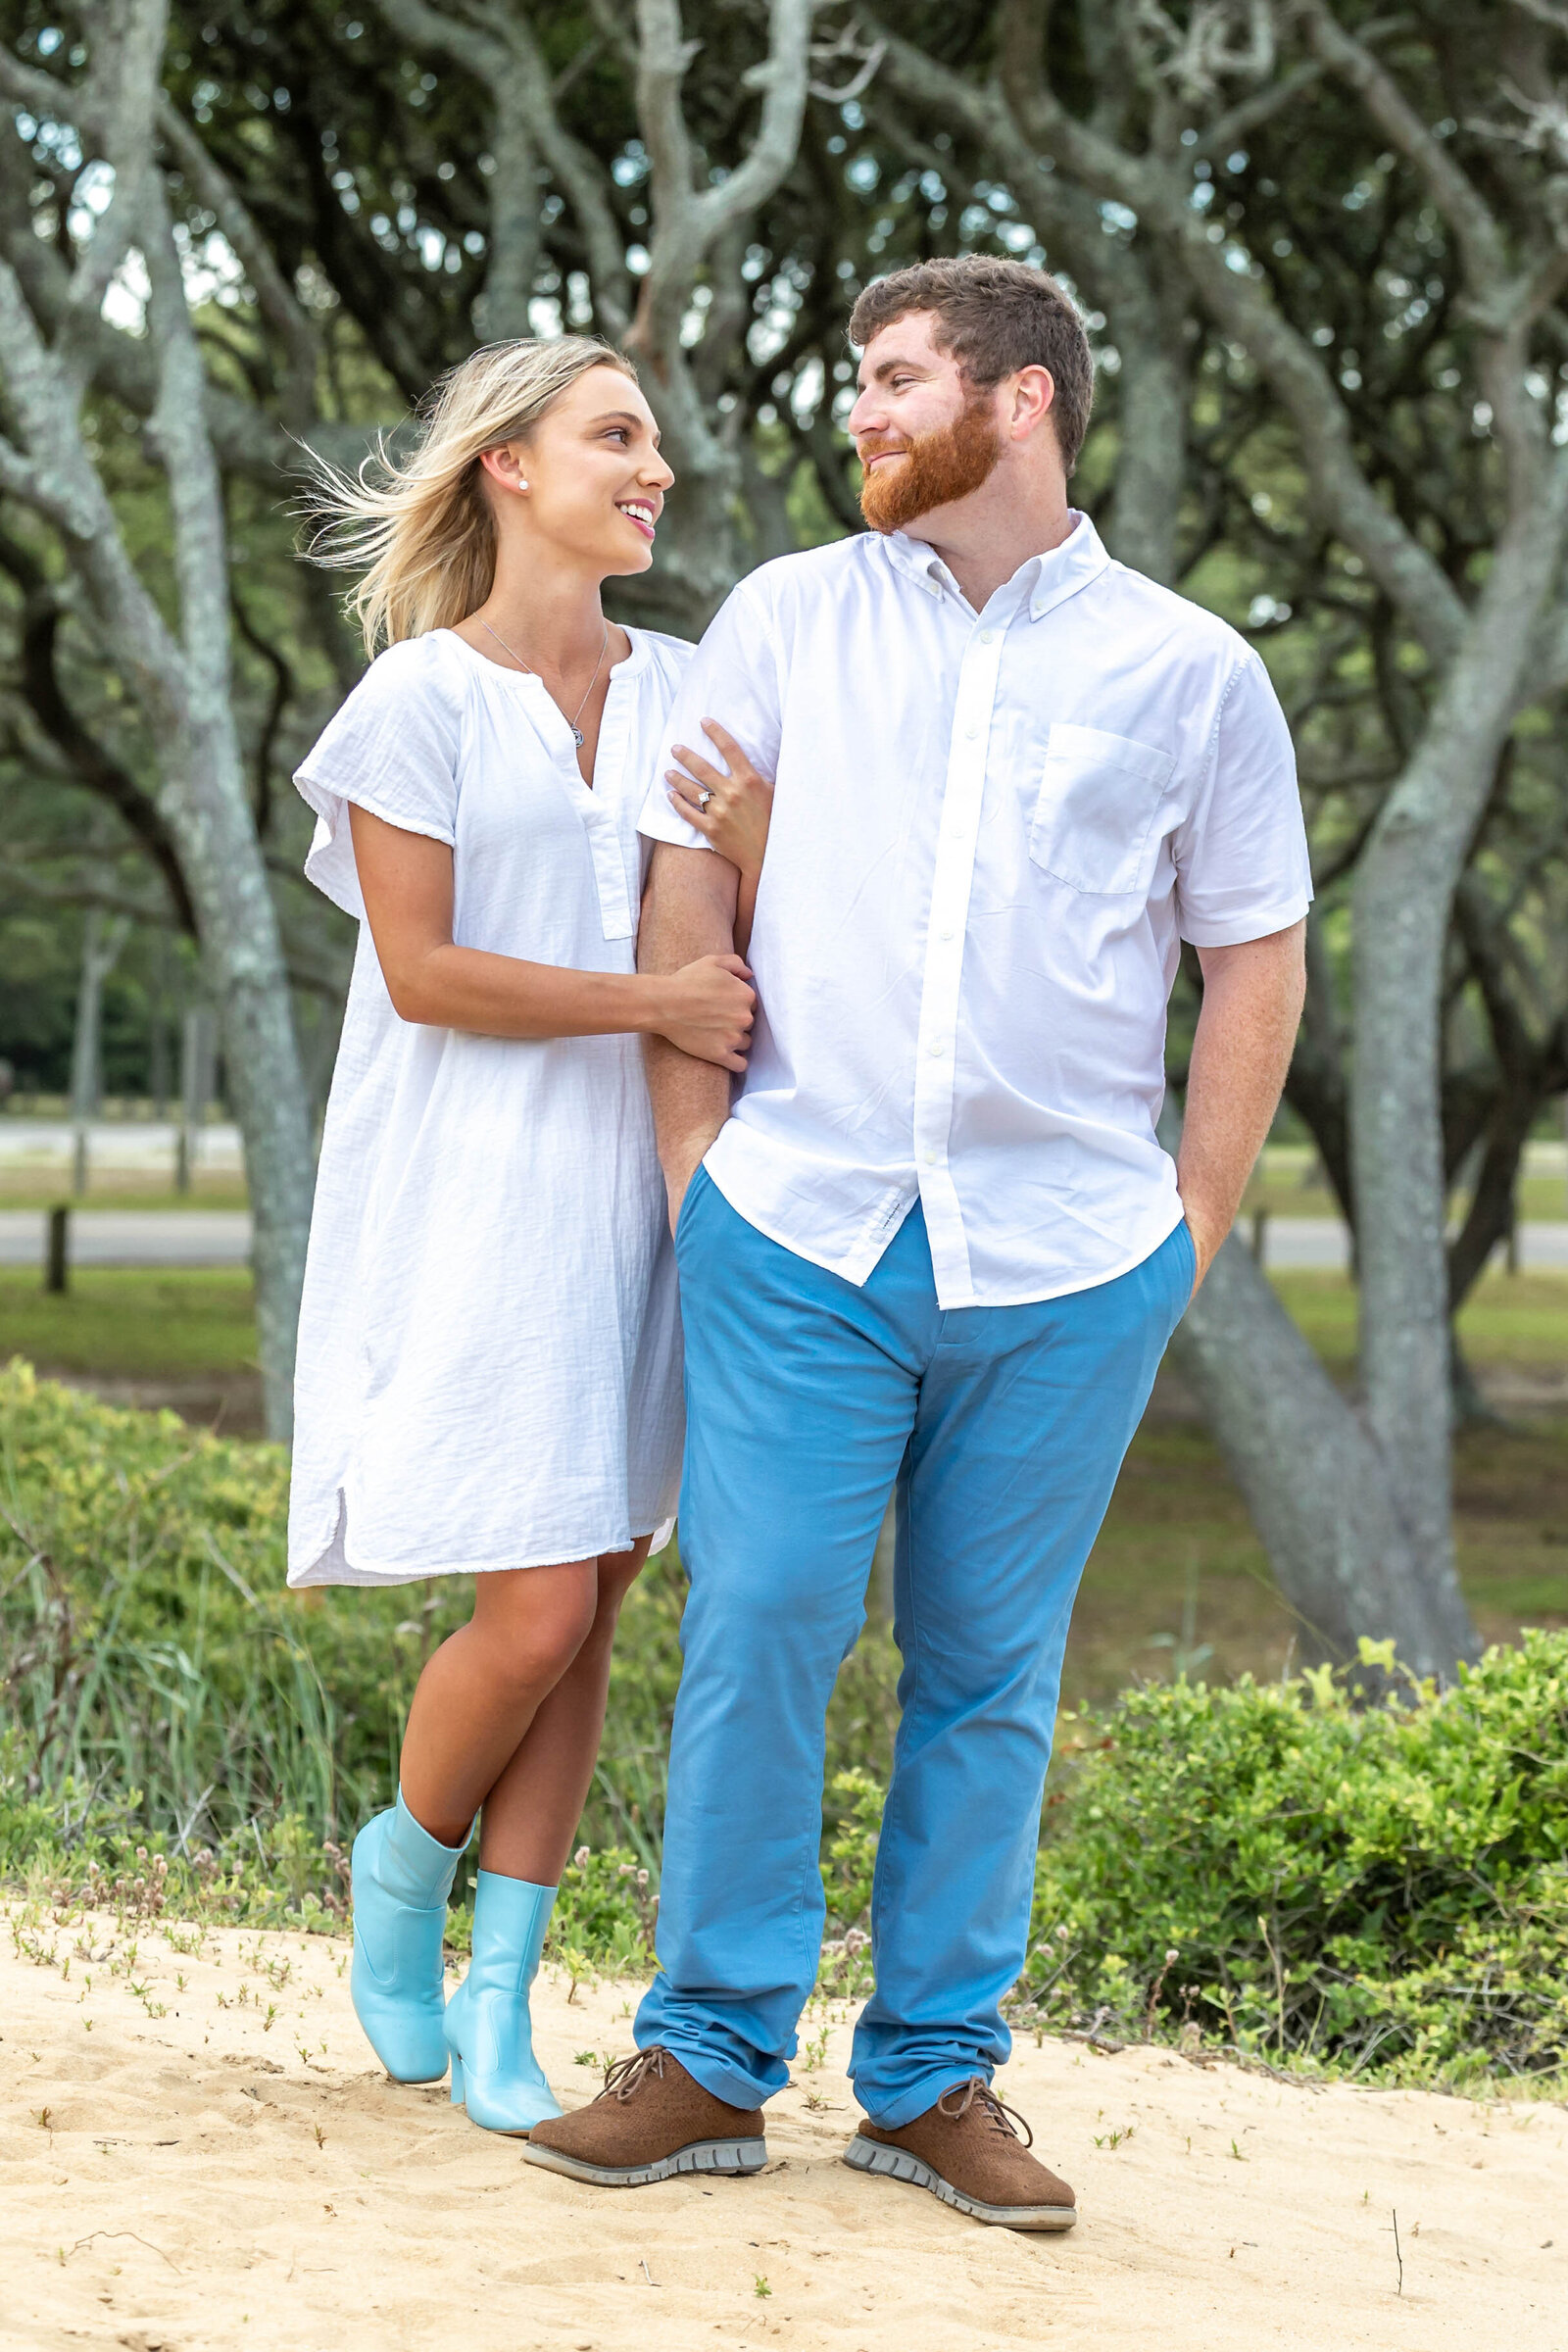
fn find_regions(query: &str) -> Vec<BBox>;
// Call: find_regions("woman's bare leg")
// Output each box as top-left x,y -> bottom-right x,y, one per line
397,1560 -> 602,1850
476,1538 -> 652,1883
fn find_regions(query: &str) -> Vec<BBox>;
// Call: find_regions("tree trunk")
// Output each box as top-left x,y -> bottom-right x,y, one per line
171,713 -> 315,1441
1096,269 -> 1191,588
1348,476 -> 1568,1648
1153,1095 -> 1475,1672
1173,1232 -> 1474,1672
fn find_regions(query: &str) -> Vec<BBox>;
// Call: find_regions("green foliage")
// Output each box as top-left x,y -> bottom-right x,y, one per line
0,1359 -> 429,1852
0,1364 -> 898,1923
9,1364 -> 1563,2084
0,1736 -> 654,1970
821,1767 -> 884,1932
1014,1638 -> 1568,2090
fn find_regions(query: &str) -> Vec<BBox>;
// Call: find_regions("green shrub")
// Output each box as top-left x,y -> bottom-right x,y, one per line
0,1363 -> 898,1914
1014,1636 -> 1568,2089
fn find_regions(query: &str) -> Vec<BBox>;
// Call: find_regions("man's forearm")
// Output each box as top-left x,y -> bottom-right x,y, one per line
1177,921 -> 1307,1288
639,844 -> 740,1223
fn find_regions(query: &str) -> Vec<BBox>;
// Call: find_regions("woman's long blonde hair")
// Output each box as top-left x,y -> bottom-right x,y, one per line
304,337 -> 639,656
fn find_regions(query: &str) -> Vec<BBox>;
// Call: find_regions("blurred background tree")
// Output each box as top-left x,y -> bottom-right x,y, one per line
1,0 -> 1565,1669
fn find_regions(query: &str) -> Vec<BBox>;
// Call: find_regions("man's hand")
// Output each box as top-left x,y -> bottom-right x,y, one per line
1177,1199 -> 1232,1293
662,1137 -> 709,1235
1177,921 -> 1307,1300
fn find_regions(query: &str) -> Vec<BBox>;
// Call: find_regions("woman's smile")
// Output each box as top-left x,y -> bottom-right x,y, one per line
616,496 -> 660,542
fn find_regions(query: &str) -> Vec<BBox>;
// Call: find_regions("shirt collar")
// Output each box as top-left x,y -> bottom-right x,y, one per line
877,510 -> 1111,622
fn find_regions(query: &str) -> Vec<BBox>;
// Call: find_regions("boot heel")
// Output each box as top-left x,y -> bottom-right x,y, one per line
443,1871 -> 563,2134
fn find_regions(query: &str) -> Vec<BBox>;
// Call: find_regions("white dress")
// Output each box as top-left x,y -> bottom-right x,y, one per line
286,625 -> 689,1587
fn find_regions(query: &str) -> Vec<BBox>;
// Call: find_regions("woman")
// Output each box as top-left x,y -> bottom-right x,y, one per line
289,336 -> 761,2135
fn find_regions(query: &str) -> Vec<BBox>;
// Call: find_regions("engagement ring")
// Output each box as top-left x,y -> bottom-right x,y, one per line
697,788 -> 713,809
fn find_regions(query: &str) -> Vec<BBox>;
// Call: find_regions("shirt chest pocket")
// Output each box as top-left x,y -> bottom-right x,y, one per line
1028,723 -> 1176,897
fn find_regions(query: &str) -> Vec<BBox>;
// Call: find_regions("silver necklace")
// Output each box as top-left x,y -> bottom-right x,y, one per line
479,616 -> 610,749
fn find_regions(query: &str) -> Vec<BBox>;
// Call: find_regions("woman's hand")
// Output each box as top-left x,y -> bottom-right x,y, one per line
666,720 -> 774,883
656,951 -> 757,1071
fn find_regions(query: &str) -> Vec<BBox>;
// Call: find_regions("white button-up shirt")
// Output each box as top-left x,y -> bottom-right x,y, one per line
638,514 -> 1312,1306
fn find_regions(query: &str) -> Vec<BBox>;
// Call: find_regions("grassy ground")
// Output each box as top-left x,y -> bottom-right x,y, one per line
0,1268 -> 259,1377
1275,1269 -> 1568,1369
3,1264 -> 1564,1705
1065,1418 -> 1568,1710
0,1173 -> 249,1209
1243,1168 -> 1566,1222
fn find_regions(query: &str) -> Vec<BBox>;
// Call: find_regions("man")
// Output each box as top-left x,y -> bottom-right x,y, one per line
527,256 -> 1309,2229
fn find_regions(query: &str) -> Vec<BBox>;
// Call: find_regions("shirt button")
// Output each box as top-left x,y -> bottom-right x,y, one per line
980,629 -> 995,645
964,723 -> 980,740
927,1041 -> 944,1057
939,927 -> 955,941
923,1152 -> 938,1167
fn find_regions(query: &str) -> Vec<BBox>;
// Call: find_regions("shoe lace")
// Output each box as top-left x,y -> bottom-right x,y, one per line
937,2077 -> 1034,2150
602,2046 -> 669,2102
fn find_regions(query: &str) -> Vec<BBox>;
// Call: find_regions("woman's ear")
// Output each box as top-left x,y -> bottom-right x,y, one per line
477,443 -> 529,496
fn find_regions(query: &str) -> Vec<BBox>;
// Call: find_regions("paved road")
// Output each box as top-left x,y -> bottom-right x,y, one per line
2,1207 -> 1565,1271
1248,1216 -> 1568,1271
0,1209 -> 254,1266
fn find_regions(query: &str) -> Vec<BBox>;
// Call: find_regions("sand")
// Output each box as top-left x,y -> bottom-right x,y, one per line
1,1904 -> 1562,2352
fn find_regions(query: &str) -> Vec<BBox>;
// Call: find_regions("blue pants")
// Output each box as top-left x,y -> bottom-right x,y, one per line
636,1168 -> 1194,2127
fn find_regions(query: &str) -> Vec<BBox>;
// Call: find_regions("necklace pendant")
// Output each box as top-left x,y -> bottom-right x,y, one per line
571,725 -> 585,748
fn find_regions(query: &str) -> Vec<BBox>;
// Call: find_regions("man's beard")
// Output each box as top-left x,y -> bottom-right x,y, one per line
858,392 -> 1004,534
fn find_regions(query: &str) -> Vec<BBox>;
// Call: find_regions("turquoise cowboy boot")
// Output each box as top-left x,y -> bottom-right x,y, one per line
350,1790 -> 465,2082
445,1870 -> 564,2134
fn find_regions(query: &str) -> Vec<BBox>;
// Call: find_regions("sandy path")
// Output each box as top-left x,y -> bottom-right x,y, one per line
1,1905 -> 1562,2352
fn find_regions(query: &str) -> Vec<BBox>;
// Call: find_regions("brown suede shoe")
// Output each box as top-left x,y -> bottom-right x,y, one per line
846,2078 -> 1077,2231
524,2047 -> 767,2186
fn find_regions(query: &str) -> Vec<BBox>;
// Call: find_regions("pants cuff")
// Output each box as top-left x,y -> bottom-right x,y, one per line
641,2034 -> 774,2115
857,2064 -> 990,2132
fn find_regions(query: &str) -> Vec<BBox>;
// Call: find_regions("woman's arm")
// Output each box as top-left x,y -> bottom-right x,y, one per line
663,719 -> 774,956
349,803 -> 755,1069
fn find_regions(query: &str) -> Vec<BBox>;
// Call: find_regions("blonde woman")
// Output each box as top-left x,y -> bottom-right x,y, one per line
288,337 -> 759,2135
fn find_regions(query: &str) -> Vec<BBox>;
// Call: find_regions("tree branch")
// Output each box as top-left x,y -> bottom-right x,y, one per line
156,94 -> 318,431
373,0 -> 632,339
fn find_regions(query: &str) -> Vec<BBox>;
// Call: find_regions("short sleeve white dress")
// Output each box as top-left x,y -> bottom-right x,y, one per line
286,625 -> 689,1588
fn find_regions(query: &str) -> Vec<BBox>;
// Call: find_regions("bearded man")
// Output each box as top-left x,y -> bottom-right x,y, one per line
526,256 -> 1311,2229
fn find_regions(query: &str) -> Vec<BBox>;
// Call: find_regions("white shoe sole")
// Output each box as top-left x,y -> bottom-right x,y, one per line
523,2135 -> 767,2187
844,2134 -> 1077,2230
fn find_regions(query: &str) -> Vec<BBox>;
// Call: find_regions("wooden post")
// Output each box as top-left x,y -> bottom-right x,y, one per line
1250,1204 -> 1270,1265
44,1202 -> 70,1295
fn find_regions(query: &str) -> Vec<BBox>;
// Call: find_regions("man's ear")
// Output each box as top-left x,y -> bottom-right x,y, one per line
1009,365 -> 1057,443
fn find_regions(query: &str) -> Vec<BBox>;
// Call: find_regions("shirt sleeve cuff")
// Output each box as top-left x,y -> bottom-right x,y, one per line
636,785 -> 713,853
295,770 -> 457,849
1177,890 -> 1311,949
